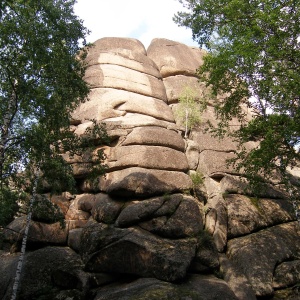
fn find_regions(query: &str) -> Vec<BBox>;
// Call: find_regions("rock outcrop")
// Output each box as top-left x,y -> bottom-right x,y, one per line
1,37 -> 299,300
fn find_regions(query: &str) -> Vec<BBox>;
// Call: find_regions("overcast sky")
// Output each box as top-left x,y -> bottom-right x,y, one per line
74,0 -> 199,49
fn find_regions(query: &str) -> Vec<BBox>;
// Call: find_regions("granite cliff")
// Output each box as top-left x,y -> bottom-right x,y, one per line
1,37 -> 299,300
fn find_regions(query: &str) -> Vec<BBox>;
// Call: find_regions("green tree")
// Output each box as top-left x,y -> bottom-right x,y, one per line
174,0 -> 300,192
0,0 -> 108,225
174,86 -> 203,138
0,1 -> 108,298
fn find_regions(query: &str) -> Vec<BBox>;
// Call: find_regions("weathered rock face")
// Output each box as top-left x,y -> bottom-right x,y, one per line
1,37 -> 300,300
1,247 -> 88,300
72,37 -> 191,196
227,222 -> 300,297
93,275 -> 239,300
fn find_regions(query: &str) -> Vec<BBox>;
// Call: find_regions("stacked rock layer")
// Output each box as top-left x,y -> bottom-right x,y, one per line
1,38 -> 299,300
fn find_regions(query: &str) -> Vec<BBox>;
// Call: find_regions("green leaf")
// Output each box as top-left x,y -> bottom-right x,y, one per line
175,0 -> 300,193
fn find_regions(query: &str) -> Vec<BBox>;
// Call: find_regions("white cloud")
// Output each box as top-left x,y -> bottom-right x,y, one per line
74,0 -> 198,48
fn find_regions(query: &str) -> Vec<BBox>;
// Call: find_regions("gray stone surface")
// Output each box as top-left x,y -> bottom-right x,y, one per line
86,48 -> 161,78
185,139 -> 200,170
99,167 -> 192,197
220,174 -> 287,198
227,222 -> 300,297
4,216 -> 68,248
65,200 -> 91,221
94,275 -> 238,300
0,252 -> 18,300
91,193 -> 124,224
81,223 -> 197,282
1,247 -> 86,300
198,149 -> 237,176
68,228 -> 83,252
226,194 -> 296,238
116,194 -> 203,238
273,260 -> 300,289
219,254 -> 257,300
191,231 -> 220,273
102,113 -> 178,130
191,130 -> 238,152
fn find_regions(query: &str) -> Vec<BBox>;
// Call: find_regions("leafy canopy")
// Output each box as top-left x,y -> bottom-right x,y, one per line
174,0 -> 300,191
0,0 -> 108,226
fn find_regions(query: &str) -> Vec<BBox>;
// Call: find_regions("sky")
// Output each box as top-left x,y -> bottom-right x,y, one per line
74,0 -> 199,49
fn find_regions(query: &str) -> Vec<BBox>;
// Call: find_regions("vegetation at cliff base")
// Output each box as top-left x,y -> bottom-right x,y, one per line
174,0 -> 300,193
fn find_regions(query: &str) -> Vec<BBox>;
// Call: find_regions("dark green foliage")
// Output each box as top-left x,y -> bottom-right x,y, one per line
190,172 -> 204,188
0,0 -> 108,226
174,0 -> 300,194
37,121 -> 109,194
0,187 -> 20,226
198,229 -> 214,250
31,195 -> 65,226
190,171 -> 204,200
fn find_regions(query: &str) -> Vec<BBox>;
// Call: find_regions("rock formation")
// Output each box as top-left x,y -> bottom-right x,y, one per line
1,37 -> 299,300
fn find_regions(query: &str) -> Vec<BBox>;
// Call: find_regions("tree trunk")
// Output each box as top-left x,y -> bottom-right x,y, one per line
0,84 -> 18,181
185,108 -> 189,139
11,170 -> 40,300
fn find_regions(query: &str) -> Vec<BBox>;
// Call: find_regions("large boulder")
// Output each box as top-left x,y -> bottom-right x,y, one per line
147,38 -> 205,78
94,275 -> 239,300
122,126 -> 185,151
225,194 -> 296,238
72,37 -> 169,125
0,252 -> 18,300
219,254 -> 257,300
190,231 -> 220,273
78,192 -> 206,283
115,194 -> 203,238
273,260 -> 300,289
87,37 -> 147,57
1,247 -> 87,300
101,113 -> 178,130
86,44 -> 161,78
220,174 -> 287,198
191,130 -> 238,153
90,193 -> 124,224
198,149 -> 237,177
73,89 -> 172,123
227,221 -> 300,297
98,167 -> 192,197
84,64 -> 167,100
3,216 -> 68,249
81,222 -> 197,282
107,145 -> 189,171
185,139 -> 200,170
3,36 -> 299,300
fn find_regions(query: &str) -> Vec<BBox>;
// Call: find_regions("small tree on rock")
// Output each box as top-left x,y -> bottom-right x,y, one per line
174,86 -> 204,138
174,0 -> 300,194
